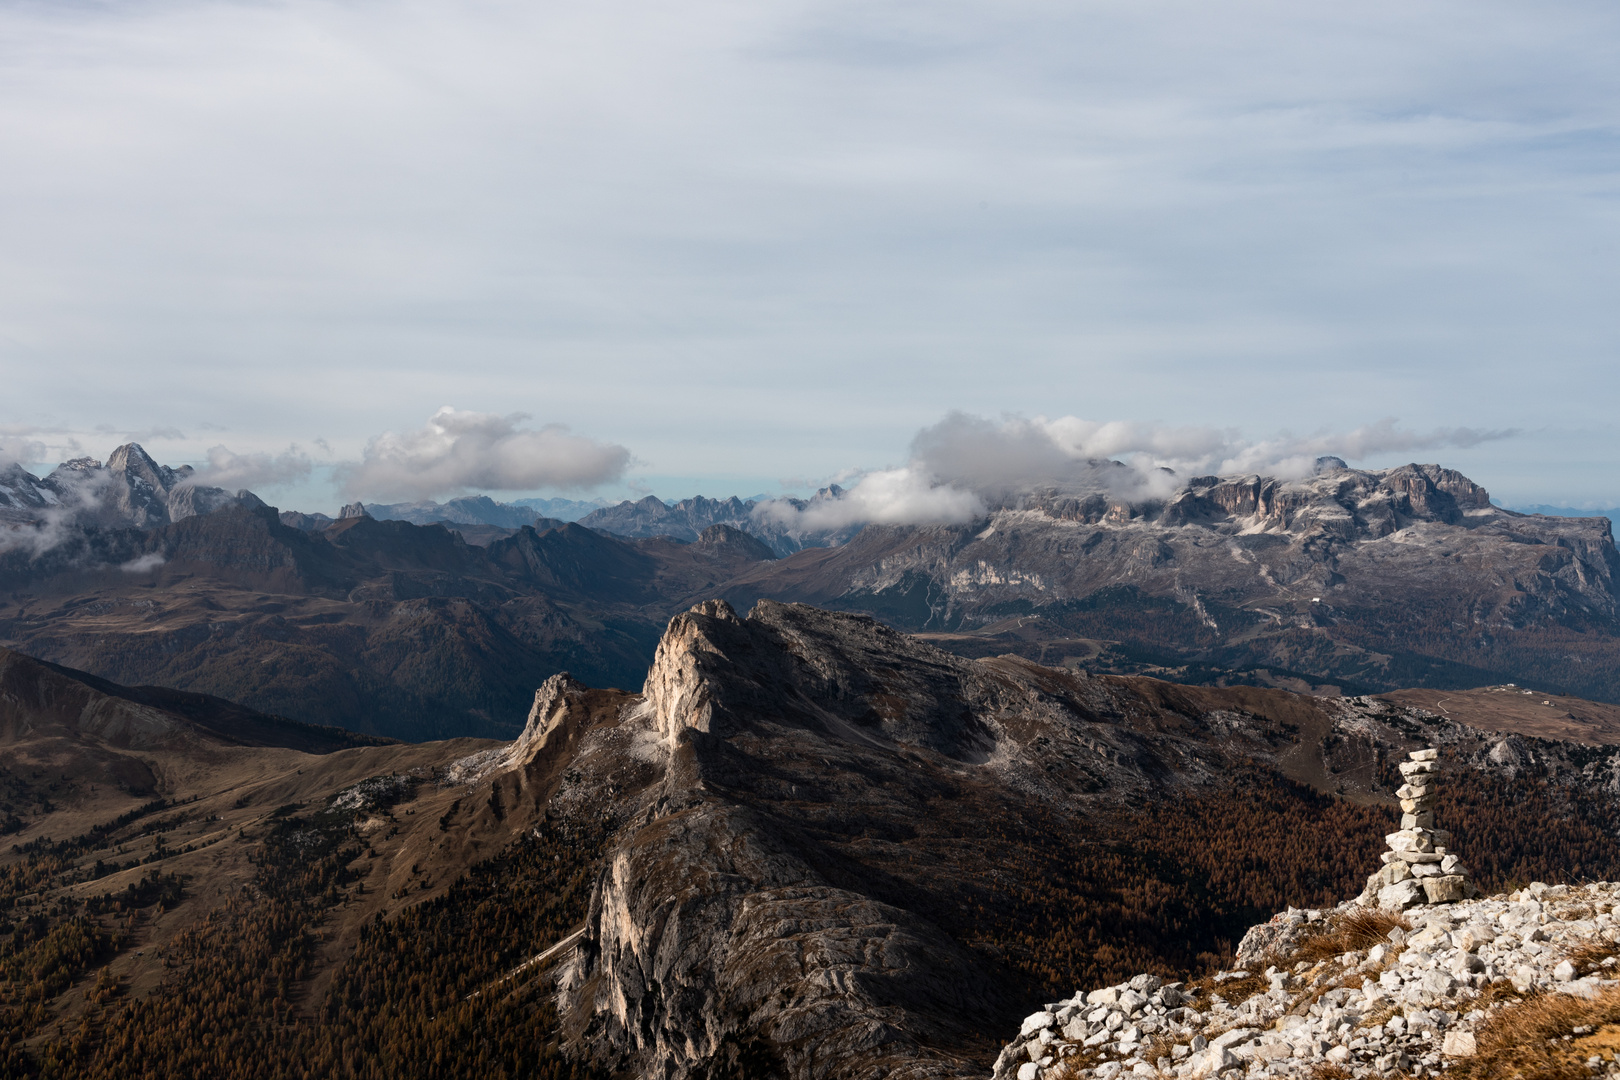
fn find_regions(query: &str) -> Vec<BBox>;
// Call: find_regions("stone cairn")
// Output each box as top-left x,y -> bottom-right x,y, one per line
1363,747 -> 1477,909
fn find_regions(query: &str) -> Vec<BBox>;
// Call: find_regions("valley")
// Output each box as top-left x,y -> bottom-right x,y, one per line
6,601 -> 1620,1077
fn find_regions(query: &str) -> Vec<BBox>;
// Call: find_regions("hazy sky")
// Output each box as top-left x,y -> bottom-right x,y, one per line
2,0 -> 1617,512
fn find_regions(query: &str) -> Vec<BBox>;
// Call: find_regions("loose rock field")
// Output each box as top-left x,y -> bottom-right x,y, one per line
993,880 -> 1620,1079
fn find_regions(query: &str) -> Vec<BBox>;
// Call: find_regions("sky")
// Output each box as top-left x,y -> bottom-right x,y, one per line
1,0 -> 1618,514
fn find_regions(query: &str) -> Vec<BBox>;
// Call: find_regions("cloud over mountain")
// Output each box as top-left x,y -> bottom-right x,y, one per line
178,445 -> 313,492
336,407 -> 631,501
757,413 -> 1520,530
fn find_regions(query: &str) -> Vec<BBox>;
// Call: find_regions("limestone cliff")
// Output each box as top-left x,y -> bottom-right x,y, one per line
522,600 -> 1620,1079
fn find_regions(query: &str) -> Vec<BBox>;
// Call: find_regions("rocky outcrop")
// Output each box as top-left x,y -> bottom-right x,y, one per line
531,600 -> 1620,1079
993,881 -> 1620,1080
692,523 -> 777,562
557,600 -> 1027,1079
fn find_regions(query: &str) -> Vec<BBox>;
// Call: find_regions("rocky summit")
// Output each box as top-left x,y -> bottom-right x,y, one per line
994,880 -> 1620,1080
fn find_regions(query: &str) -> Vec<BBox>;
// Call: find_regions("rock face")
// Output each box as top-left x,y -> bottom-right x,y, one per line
507,600 -> 1620,1079
580,494 -> 761,543
361,494 -> 547,529
720,462 -> 1620,704
0,443 -> 259,532
993,880 -> 1620,1080
556,600 -> 1023,1079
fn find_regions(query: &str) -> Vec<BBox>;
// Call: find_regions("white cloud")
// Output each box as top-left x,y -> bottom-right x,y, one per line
119,552 -> 166,573
0,0 -> 1614,505
0,437 -> 48,470
0,467 -> 110,556
336,407 -> 631,501
754,467 -> 985,532
761,412 -> 1522,530
912,412 -> 1517,494
178,444 -> 313,491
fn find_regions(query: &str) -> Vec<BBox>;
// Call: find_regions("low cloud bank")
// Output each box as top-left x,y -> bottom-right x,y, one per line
756,413 -> 1519,532
0,466 -> 111,557
0,435 -> 49,470
336,407 -> 631,502
752,467 -> 986,533
178,445 -> 313,491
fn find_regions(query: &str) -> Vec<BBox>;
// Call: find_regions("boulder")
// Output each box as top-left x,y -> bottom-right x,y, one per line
1188,1046 -> 1239,1078
1441,1030 -> 1477,1057
1423,875 -> 1468,904
1379,879 -> 1427,910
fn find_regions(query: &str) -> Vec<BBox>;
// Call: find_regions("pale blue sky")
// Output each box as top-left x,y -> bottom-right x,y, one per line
2,0 -> 1618,513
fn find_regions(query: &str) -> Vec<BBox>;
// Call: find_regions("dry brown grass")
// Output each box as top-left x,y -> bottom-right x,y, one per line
1448,985 -> 1620,1080
1565,939 -> 1620,978
1285,908 -> 1413,966
1139,1033 -> 1175,1068
1357,1001 -> 1402,1031
1186,970 -> 1269,1007
1040,1055 -> 1097,1080
1476,979 -> 1528,1008
1306,1065 -> 1352,1080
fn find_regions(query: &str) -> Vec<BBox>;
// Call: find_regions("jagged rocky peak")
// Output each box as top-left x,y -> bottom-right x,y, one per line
507,670 -> 588,768
556,600 -> 1041,1078
691,522 -> 776,561
0,462 -> 56,518
338,501 -> 372,519
1016,461 -> 1500,538
106,441 -> 183,485
642,598 -> 1003,762
642,598 -> 746,744
3,443 -> 257,530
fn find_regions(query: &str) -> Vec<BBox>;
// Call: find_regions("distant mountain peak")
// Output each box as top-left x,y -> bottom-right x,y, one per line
1,445 -> 262,532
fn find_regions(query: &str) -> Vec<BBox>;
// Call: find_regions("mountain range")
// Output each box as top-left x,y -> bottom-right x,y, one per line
0,444 -> 264,534
3,445 -> 1619,740
3,599 -> 1620,1077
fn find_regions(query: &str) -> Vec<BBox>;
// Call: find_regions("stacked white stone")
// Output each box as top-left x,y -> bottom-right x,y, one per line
1366,748 -> 1475,909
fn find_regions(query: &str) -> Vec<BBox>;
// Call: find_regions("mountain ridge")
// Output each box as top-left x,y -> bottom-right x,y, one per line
6,600 -> 1620,1077
8,444 -> 1620,740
